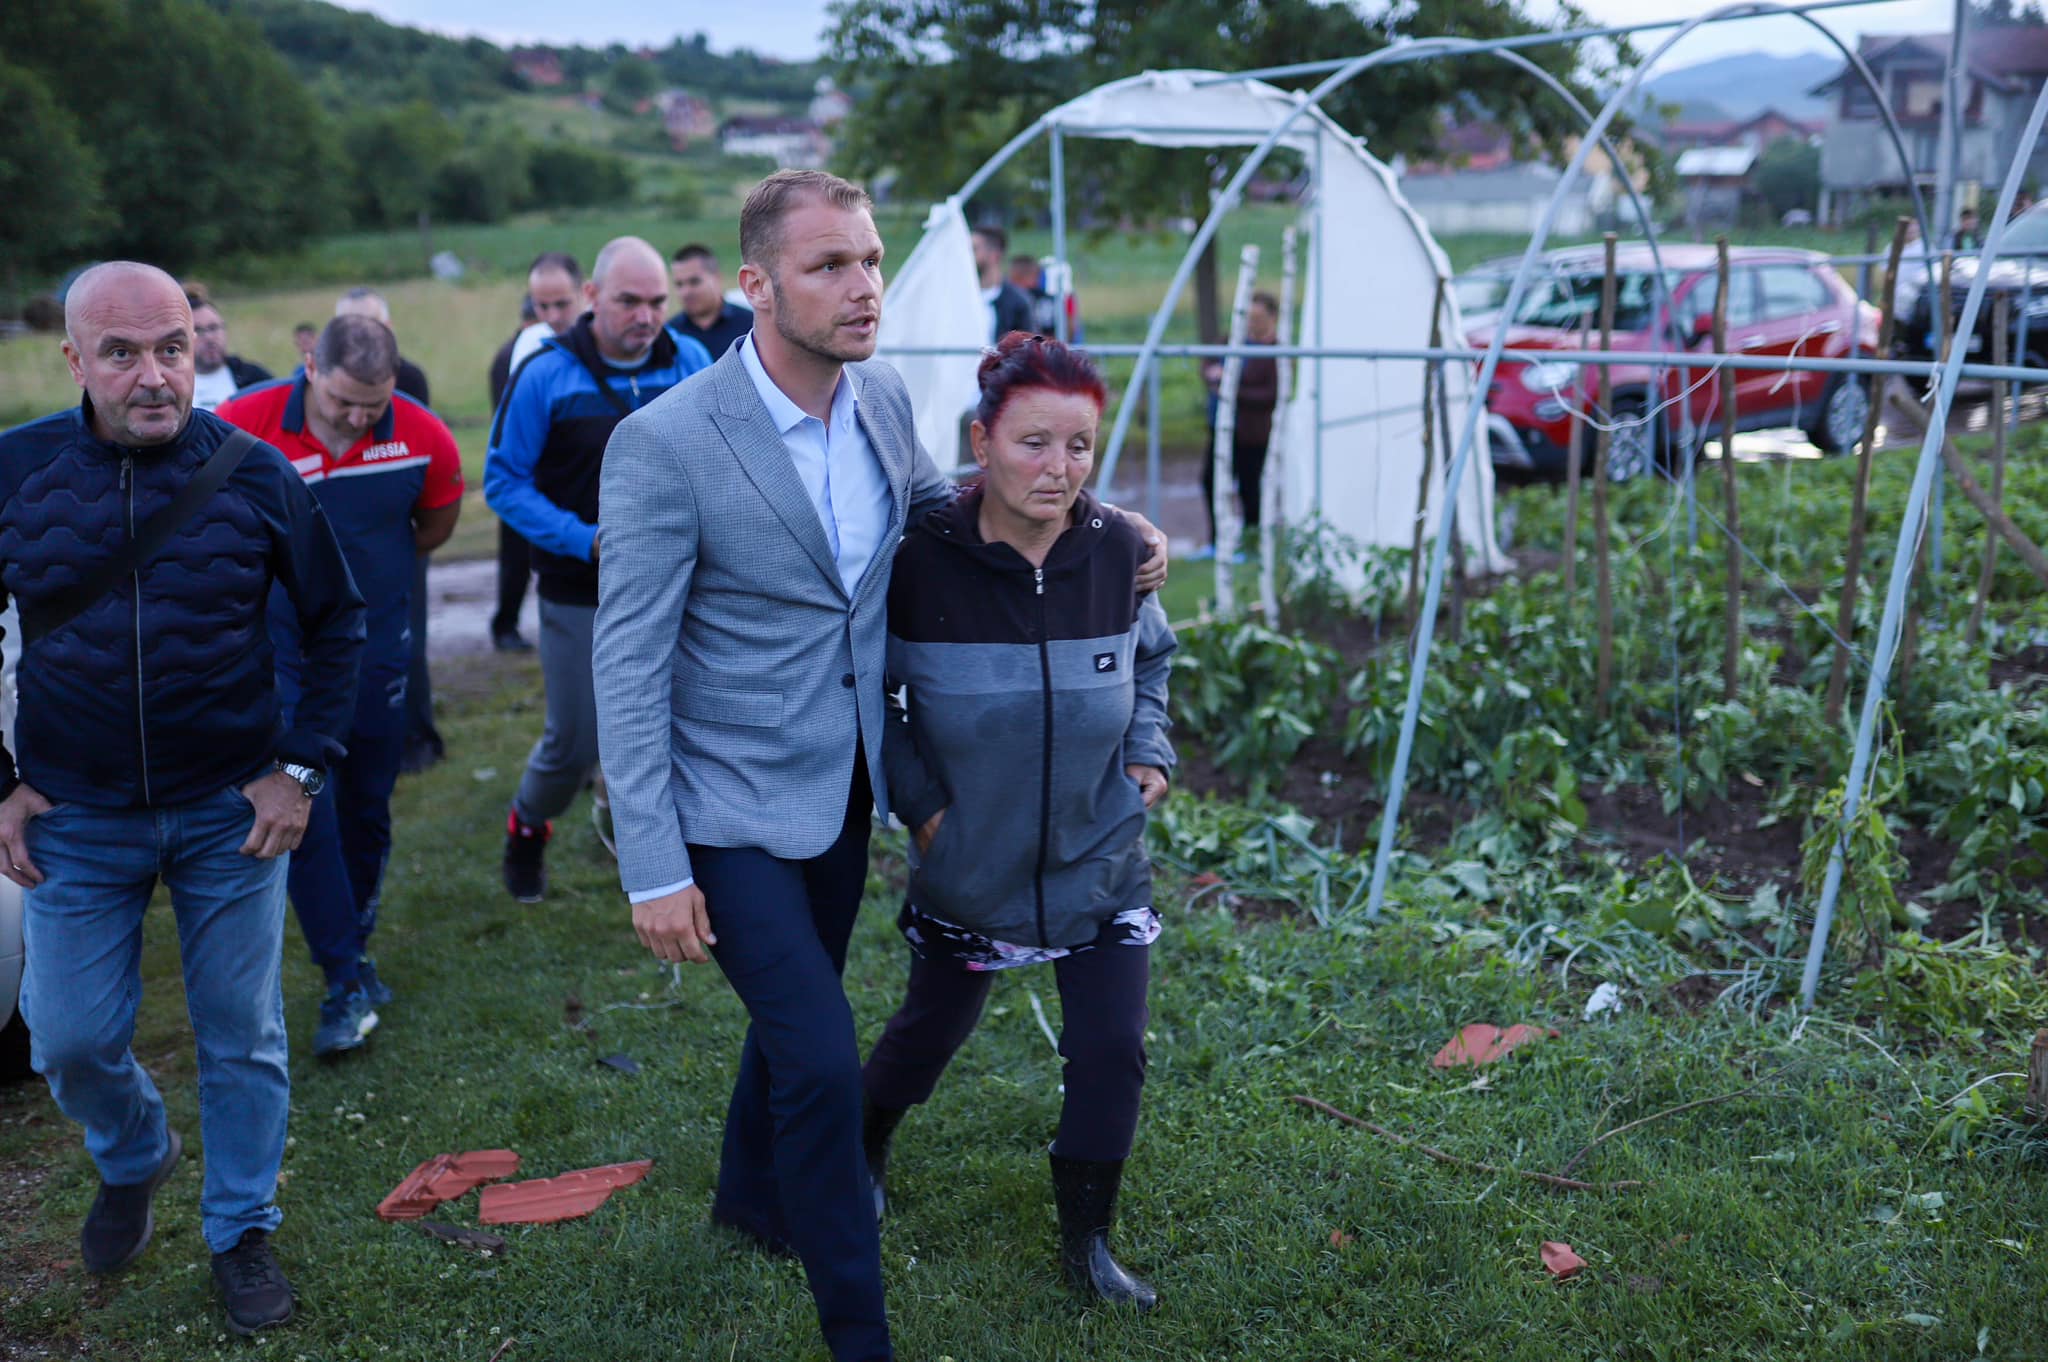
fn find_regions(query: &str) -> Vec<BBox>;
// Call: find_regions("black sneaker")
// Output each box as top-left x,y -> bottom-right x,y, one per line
503,808 -> 550,903
81,1129 -> 183,1273
492,628 -> 535,653
211,1229 -> 295,1336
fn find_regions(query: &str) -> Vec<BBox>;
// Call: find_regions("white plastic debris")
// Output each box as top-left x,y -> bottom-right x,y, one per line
1583,982 -> 1624,1021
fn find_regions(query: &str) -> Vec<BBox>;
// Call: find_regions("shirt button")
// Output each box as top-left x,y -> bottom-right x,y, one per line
841,673 -> 856,689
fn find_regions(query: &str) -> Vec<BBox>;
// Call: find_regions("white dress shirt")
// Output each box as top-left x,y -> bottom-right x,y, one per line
627,335 -> 894,906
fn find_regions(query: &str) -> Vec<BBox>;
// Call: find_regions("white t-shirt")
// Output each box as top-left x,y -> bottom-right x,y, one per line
981,284 -> 1002,344
506,321 -> 556,376
192,364 -> 240,412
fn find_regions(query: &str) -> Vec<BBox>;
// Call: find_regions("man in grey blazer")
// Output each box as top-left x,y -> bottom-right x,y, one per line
593,171 -> 1162,1359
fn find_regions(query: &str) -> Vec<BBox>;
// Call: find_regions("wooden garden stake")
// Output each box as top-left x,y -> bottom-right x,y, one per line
1826,218 -> 1909,726
1593,233 -> 1618,719
1409,277 -> 1445,620
1714,236 -> 1743,701
1258,226 -> 1298,625
1562,328 -> 1589,599
2027,1029 -> 2048,1122
1967,294 -> 2011,646
1438,359 -> 1467,640
1899,250 -> 1952,694
1210,243 -> 1260,616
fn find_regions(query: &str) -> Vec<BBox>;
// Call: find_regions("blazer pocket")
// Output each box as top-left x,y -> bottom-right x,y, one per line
673,681 -> 784,728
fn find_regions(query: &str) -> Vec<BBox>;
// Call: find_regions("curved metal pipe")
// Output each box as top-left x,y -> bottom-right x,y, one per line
1362,0 -> 1935,920
1798,77 -> 2048,1006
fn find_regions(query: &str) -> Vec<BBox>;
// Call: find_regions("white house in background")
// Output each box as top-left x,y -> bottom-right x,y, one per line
1675,144 -> 1761,227
809,76 -> 854,128
1397,162 -> 1604,236
720,116 -> 831,168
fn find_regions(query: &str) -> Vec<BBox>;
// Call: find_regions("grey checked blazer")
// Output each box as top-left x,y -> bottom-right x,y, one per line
592,346 -> 954,896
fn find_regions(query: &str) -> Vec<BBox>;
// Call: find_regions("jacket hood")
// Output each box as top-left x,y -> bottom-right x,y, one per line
915,484 -> 1116,575
552,312 -> 680,374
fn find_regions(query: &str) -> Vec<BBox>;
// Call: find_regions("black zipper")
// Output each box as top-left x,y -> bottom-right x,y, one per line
1032,565 -> 1051,946
124,456 -> 152,805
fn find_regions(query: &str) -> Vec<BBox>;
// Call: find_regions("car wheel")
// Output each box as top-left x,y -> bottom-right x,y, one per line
1604,395 -> 1665,483
1806,372 -> 1872,454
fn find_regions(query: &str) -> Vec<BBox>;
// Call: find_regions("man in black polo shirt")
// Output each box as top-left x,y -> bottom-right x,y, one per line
667,243 -> 752,360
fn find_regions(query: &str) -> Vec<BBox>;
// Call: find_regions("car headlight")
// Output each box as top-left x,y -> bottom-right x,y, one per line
1518,360 -> 1579,393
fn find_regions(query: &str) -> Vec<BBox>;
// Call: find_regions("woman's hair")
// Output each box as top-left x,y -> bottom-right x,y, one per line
974,331 -> 1108,431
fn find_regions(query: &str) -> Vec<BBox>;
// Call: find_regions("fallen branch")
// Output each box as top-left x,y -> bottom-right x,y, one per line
1286,1094 -> 1646,1193
1556,1069 -> 1780,1177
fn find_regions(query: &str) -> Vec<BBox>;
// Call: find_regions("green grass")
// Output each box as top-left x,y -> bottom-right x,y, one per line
4,649 -> 2046,1360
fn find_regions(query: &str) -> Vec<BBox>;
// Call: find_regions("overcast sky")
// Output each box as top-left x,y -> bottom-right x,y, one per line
340,0 -> 1961,68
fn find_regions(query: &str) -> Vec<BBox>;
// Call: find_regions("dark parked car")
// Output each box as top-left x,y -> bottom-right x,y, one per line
1900,202 -> 2048,370
1471,244 -> 1881,481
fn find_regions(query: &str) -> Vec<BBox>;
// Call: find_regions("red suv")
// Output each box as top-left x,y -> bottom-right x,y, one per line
1467,244 -> 1881,481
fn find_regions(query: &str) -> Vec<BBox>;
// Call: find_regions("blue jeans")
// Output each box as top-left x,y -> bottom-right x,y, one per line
21,786 -> 290,1254
288,723 -> 406,988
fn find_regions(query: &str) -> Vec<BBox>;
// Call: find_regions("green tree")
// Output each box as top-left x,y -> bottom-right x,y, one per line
827,0 -> 1634,337
1754,135 -> 1821,222
341,101 -> 464,229
0,61 -> 106,285
1,0 -> 337,268
603,54 -> 663,112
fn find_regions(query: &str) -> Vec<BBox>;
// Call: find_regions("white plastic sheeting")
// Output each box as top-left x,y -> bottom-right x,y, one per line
875,202 -> 988,472
877,68 -> 1507,577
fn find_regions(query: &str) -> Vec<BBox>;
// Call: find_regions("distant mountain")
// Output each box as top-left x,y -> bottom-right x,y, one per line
1641,50 -> 1841,122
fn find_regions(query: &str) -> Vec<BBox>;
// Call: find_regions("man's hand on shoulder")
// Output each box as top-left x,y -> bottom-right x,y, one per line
0,782 -> 54,887
1105,506 -> 1170,594
633,884 -> 717,964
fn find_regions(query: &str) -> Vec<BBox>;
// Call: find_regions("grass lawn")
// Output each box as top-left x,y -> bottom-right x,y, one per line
4,649 -> 2045,1361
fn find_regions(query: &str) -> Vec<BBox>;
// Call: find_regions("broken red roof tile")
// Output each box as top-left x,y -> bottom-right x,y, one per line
1431,1023 -> 1554,1069
376,1150 -> 523,1222
476,1159 -> 654,1226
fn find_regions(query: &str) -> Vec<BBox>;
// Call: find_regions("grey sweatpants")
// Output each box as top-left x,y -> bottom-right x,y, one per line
514,598 -> 599,826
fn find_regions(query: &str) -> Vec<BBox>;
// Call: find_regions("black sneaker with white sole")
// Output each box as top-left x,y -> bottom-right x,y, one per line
81,1129 -> 184,1274
211,1228 -> 295,1336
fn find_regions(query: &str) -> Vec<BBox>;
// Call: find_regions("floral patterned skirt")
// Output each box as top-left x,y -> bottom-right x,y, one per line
898,900 -> 1161,972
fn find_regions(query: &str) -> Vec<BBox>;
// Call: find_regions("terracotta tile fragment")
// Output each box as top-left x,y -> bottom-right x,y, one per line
1540,1241 -> 1587,1280
1431,1022 -> 1552,1069
376,1150 -> 523,1222
476,1159 -> 655,1226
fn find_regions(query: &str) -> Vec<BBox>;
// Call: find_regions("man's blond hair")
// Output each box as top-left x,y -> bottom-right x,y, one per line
739,170 -> 874,274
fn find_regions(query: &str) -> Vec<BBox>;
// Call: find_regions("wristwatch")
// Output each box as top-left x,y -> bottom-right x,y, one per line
277,762 -> 326,798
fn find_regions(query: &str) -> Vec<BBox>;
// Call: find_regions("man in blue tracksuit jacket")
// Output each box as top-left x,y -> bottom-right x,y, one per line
485,236 -> 711,901
0,263 -> 365,1337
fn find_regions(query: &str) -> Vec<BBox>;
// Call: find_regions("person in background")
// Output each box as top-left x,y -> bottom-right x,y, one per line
2011,189 -> 2036,220
484,237 -> 712,903
0,262 -> 365,1337
1951,206 -> 1982,252
218,316 -> 462,1059
186,294 -> 273,412
491,253 -> 585,655
862,331 -> 1176,1313
1197,290 -> 1280,555
293,323 -> 317,369
1008,253 -> 1060,336
668,243 -> 753,360
506,252 -> 585,378
334,287 -> 440,771
972,225 -> 1036,343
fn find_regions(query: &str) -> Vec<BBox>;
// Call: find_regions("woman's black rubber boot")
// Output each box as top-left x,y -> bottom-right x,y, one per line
863,1098 -> 907,1224
1048,1150 -> 1158,1312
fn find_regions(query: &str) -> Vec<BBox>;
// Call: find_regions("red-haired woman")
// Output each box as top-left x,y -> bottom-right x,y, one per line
861,332 -> 1178,1311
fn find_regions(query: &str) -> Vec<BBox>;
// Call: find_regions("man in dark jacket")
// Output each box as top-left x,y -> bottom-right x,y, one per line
189,296 -> 273,412
972,226 -> 1037,341
0,263 -> 365,1338
485,236 -> 711,901
667,242 -> 753,359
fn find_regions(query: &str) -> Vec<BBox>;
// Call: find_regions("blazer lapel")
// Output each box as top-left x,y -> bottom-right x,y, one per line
850,372 -> 910,608
710,355 -> 846,596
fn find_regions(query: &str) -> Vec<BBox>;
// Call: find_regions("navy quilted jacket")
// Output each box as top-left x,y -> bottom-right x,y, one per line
0,400 -> 366,809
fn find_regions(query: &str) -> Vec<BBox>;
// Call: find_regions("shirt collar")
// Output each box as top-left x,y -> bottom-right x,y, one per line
738,333 -> 859,437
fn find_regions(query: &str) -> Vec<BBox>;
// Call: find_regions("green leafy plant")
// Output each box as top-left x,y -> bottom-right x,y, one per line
1169,621 -> 1341,791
